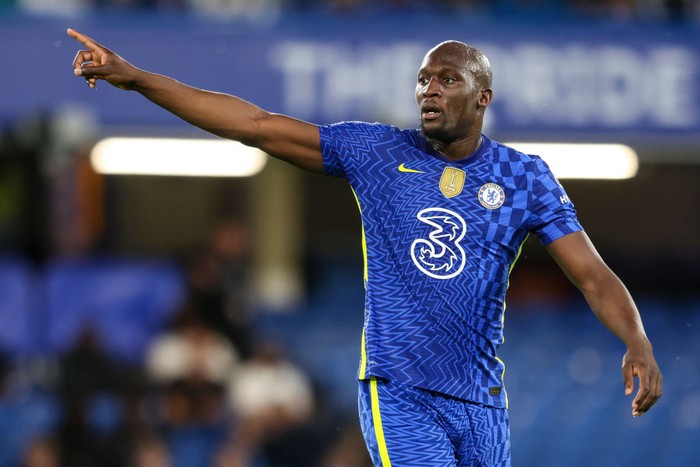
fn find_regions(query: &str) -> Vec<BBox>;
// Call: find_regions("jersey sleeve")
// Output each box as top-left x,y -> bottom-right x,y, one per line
528,156 -> 583,245
319,121 -> 393,178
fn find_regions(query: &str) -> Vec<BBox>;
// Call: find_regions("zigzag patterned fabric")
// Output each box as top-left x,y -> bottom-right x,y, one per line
359,377 -> 511,466
320,122 -> 582,408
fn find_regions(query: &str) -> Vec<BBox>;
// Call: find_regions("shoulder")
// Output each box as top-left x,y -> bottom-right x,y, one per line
320,122 -> 411,176
487,138 -> 551,175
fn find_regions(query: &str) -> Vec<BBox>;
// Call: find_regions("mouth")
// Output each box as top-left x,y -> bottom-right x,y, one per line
420,103 -> 442,121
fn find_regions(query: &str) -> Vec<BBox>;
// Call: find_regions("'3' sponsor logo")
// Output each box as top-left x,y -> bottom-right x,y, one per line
410,207 -> 467,280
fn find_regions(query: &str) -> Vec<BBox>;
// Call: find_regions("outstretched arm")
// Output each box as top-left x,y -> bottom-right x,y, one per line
546,230 -> 662,417
67,28 -> 324,173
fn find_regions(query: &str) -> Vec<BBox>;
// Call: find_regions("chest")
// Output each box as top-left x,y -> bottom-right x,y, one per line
356,149 -> 526,222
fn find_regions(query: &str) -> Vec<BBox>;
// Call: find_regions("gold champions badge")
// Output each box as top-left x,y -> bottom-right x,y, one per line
439,167 -> 466,199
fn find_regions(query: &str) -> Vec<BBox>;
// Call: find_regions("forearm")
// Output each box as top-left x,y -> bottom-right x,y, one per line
579,268 -> 649,348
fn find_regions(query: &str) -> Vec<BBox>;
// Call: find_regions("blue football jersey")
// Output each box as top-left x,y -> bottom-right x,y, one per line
320,122 -> 583,408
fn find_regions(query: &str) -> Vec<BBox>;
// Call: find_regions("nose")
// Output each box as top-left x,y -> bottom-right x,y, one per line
423,77 -> 441,97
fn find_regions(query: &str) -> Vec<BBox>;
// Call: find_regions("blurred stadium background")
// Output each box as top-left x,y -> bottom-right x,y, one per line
0,1 -> 699,466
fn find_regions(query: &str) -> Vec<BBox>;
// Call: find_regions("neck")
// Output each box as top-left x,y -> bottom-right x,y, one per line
427,133 -> 483,161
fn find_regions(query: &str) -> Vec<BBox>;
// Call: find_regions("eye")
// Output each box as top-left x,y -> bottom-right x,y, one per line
443,77 -> 456,84
418,77 -> 429,85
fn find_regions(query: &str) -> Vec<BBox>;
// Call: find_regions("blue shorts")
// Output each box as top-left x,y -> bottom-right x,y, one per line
358,377 -> 511,466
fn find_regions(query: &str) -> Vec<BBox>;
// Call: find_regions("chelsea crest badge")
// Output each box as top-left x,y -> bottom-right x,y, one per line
478,183 -> 505,209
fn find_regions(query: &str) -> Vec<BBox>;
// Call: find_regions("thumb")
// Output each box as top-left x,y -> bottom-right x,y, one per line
76,63 -> 107,79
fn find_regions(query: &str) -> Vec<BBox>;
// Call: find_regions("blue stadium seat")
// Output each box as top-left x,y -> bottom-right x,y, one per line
0,256 -> 41,355
45,257 -> 186,362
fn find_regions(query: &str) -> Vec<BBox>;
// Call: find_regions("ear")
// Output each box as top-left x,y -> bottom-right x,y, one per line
478,88 -> 493,108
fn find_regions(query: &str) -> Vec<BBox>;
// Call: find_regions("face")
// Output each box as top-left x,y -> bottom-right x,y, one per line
415,44 -> 489,144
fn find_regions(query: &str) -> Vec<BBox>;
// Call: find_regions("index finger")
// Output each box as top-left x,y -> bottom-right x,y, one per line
67,28 -> 101,52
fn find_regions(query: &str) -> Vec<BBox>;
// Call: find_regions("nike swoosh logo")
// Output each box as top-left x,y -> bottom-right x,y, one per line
398,163 -> 425,174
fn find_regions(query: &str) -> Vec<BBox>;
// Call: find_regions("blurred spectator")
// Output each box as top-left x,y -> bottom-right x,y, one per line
55,325 -> 141,466
145,309 -> 240,387
22,437 -> 61,467
57,325 -> 132,398
130,433 -> 172,467
226,339 -> 317,466
55,392 -> 135,466
152,379 -> 230,467
185,219 -> 254,359
229,340 -> 313,427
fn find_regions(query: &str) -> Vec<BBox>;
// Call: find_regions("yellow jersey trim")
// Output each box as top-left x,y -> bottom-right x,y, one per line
359,328 -> 368,380
499,233 -> 528,409
370,377 -> 392,467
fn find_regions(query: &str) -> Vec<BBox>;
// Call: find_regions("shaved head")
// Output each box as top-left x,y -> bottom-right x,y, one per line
426,41 -> 492,89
